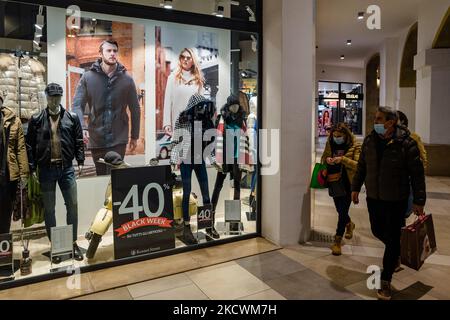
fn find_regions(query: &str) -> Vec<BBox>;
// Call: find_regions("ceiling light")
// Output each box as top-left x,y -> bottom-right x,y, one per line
340,55 -> 345,60
357,12 -> 364,20
347,40 -> 352,46
163,0 -> 173,9
246,5 -> 256,22
214,5 -> 224,17
35,5 -> 44,30
92,18 -> 97,22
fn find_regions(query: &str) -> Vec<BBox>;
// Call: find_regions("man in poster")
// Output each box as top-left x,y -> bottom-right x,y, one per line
72,40 -> 140,176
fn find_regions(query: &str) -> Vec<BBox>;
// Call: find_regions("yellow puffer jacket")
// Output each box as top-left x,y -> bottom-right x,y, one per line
410,132 -> 428,169
321,135 -> 362,184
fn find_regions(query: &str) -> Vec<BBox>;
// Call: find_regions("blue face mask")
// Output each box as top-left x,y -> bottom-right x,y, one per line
333,137 -> 345,145
374,124 -> 387,135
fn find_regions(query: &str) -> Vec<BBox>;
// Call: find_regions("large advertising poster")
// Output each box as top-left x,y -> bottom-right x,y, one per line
111,166 -> 175,260
66,18 -> 146,177
155,25 -> 219,161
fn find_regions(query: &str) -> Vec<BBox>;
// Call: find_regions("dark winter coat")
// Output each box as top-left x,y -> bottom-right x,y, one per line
72,59 -> 140,149
26,106 -> 84,170
351,126 -> 426,205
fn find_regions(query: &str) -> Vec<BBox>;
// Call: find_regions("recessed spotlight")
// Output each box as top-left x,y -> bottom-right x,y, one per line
163,0 -> 173,9
215,5 -> 224,18
340,55 -> 345,60
357,12 -> 364,20
347,40 -> 352,46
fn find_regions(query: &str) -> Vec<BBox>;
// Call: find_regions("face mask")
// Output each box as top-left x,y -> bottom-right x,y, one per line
333,137 -> 345,145
374,123 -> 387,135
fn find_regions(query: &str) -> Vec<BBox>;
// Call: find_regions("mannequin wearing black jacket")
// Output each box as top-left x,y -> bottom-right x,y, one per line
26,83 -> 85,263
210,95 -> 248,239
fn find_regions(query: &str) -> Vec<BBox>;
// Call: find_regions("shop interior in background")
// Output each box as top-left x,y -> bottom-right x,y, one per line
317,81 -> 364,136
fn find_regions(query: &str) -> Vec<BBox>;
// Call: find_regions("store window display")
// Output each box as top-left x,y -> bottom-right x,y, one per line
0,95 -> 29,234
0,1 -> 260,287
26,83 -> 85,263
72,40 -> 141,176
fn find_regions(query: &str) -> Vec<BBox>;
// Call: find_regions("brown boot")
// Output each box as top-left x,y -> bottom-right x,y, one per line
344,221 -> 356,239
331,236 -> 343,256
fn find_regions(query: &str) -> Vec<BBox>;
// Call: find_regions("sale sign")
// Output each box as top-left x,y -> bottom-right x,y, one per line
197,205 -> 213,230
0,233 -> 13,267
112,166 -> 175,260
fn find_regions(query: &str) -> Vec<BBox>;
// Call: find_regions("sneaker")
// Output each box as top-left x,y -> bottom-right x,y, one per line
182,224 -> 198,245
377,280 -> 392,300
73,242 -> 84,261
331,235 -> 343,256
206,227 -> 220,239
344,221 -> 356,239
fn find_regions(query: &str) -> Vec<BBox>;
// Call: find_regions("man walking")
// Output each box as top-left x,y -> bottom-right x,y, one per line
72,39 -> 140,176
351,107 -> 426,300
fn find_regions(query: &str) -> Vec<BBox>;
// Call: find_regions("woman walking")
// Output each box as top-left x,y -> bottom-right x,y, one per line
321,123 -> 361,255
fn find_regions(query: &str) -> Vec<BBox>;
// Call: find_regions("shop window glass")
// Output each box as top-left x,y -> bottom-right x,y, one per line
0,1 -> 259,286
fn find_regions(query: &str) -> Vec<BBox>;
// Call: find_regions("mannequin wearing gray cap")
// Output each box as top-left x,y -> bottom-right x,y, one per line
26,83 -> 85,263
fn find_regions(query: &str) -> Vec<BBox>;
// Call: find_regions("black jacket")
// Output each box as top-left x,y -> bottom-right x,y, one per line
72,60 -> 140,149
352,126 -> 426,205
26,106 -> 85,170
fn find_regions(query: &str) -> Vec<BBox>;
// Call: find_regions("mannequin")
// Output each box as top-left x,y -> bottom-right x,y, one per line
0,95 -> 29,234
170,93 -> 215,245
211,95 -> 253,238
247,94 -> 258,211
26,83 -> 85,264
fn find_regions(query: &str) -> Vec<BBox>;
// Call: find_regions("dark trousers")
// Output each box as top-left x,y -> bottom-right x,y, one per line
211,162 -> 242,212
91,144 -> 127,176
180,163 -> 211,222
367,197 -> 408,282
39,165 -> 78,242
0,179 -> 18,234
333,194 -> 352,237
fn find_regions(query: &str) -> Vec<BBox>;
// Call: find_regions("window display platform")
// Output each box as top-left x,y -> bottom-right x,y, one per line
2,183 -> 257,285
0,237 -> 278,300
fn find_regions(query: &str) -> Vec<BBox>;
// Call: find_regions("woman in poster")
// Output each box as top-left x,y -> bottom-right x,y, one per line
163,48 -> 205,133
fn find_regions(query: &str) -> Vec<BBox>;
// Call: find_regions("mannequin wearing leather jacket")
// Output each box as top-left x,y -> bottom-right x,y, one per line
26,83 -> 85,264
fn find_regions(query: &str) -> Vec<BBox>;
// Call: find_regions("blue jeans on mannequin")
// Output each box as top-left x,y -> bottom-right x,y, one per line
39,165 -> 78,242
180,163 -> 211,222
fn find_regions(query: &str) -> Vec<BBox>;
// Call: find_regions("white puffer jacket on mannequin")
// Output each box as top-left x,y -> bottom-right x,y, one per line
0,53 -> 47,120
